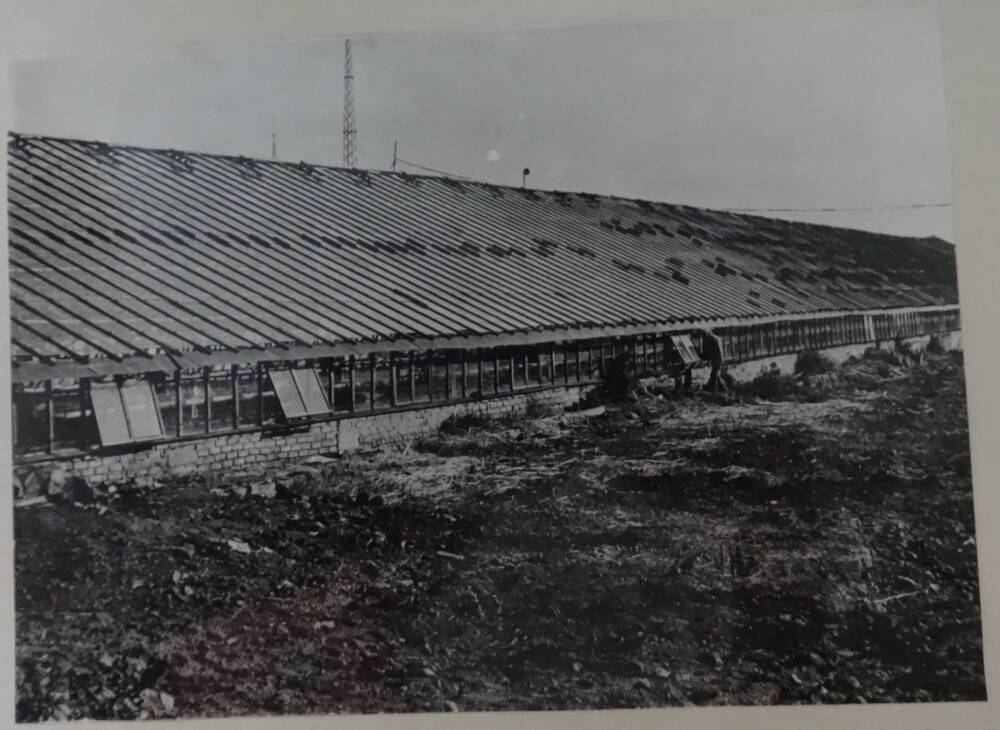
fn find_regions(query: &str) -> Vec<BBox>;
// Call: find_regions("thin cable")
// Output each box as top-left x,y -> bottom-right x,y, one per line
723,201 -> 951,214
394,157 -> 473,181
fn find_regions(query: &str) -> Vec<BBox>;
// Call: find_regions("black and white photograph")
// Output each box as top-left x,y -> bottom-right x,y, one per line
5,2 -> 988,723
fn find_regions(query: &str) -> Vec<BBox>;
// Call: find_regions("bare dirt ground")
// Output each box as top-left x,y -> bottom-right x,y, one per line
14,348 -> 985,721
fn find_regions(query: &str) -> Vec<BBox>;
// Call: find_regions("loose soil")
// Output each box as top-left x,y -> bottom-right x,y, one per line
14,349 -> 985,721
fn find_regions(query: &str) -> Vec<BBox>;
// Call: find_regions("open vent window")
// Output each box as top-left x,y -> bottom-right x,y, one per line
268,367 -> 330,420
90,380 -> 165,447
669,334 -> 701,365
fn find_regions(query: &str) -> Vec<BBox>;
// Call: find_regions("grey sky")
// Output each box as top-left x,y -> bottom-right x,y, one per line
11,7 -> 953,240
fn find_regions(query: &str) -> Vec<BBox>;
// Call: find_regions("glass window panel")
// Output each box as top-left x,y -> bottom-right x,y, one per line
180,373 -> 207,435
527,349 -> 541,385
479,352 -> 497,393
14,386 -> 48,455
52,384 -> 93,451
153,374 -> 179,436
538,351 -> 552,384
449,354 -> 465,398
236,368 -> 259,426
394,355 -> 412,405
463,357 -> 481,398
89,383 -> 131,447
578,348 -> 591,380
269,369 -> 307,419
208,371 -> 235,431
432,356 -> 449,400
259,369 -> 282,424
635,340 -> 647,373
293,368 -> 329,415
412,354 -> 430,402
552,348 -> 566,381
373,357 -> 393,409
513,353 -> 528,389
121,380 -> 163,440
497,356 -> 512,394
329,362 -> 351,412
566,346 -> 580,381
353,358 -> 373,410
590,346 -> 603,379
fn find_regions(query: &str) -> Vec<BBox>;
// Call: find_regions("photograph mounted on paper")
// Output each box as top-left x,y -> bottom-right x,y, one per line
7,5 -> 985,722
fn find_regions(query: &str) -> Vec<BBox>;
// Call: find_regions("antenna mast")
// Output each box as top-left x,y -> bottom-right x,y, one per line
342,39 -> 357,168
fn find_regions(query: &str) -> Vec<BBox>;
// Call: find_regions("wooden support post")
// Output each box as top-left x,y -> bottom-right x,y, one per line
347,356 -> 356,413
45,379 -> 54,454
461,355 -> 468,398
574,344 -> 582,382
493,355 -> 500,395
368,354 -> 376,411
203,367 -> 211,434
508,354 -> 516,391
231,364 -> 240,430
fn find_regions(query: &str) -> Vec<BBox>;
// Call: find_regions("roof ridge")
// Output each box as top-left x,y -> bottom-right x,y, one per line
6,130 -> 952,245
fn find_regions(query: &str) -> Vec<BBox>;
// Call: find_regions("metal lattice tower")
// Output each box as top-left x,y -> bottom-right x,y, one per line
342,39 -> 357,168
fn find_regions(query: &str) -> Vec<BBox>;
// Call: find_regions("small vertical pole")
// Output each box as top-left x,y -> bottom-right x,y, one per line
45,379 -> 54,454
328,361 -> 336,409
78,378 -> 89,448
203,367 -> 211,434
368,354 -> 376,411
523,351 -> 530,386
257,364 -> 266,425
231,364 -> 240,430
461,355 -> 468,398
175,369 -> 184,435
548,344 -> 556,382
508,353 -> 516,391
477,350 -> 485,395
493,354 -> 500,395
347,355 -> 356,412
